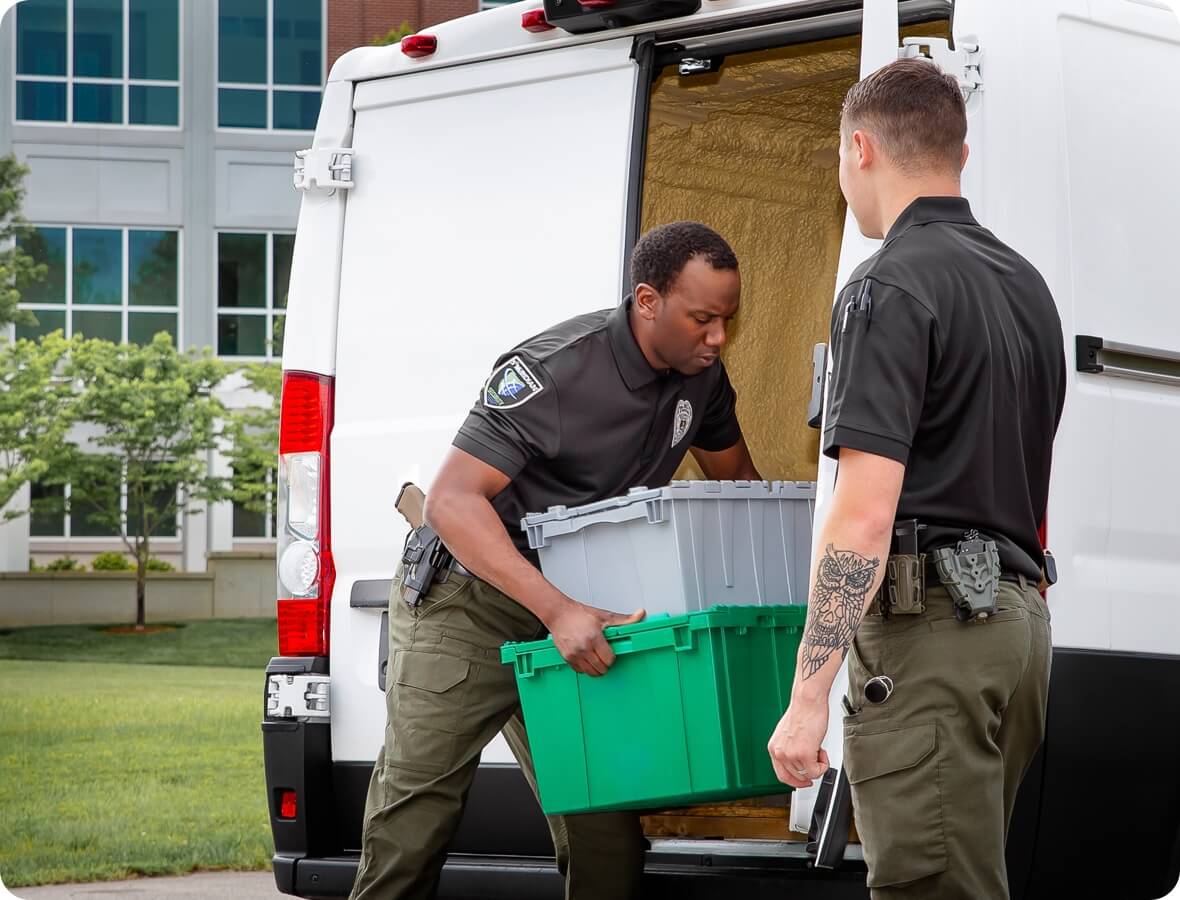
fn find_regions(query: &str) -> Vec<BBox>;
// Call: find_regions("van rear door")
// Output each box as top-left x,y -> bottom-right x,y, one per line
330,37 -> 645,768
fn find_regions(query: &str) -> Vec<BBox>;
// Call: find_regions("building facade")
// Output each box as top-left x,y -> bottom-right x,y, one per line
0,0 -> 480,572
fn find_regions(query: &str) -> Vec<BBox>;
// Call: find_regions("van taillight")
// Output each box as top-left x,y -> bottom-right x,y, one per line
401,35 -> 437,58
521,9 -> 555,30
277,371 -> 335,656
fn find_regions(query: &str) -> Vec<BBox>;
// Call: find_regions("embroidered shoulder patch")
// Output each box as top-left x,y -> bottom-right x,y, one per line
483,355 -> 545,410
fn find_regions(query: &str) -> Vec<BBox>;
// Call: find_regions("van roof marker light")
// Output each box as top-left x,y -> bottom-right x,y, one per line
401,35 -> 438,58
521,9 -> 556,31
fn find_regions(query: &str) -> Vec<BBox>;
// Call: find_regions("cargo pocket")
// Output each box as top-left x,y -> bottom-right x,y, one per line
385,649 -> 471,776
844,722 -> 947,888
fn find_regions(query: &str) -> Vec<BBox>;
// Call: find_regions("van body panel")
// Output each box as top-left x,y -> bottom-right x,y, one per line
328,37 -> 641,764
281,79 -> 355,378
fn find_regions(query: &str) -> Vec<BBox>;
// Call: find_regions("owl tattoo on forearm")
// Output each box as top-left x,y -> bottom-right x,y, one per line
800,544 -> 881,680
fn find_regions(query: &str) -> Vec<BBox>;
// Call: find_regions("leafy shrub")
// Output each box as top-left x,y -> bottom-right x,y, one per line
91,551 -> 133,571
45,556 -> 81,572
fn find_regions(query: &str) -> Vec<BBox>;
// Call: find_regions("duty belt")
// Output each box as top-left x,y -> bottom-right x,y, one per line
869,522 -> 1026,622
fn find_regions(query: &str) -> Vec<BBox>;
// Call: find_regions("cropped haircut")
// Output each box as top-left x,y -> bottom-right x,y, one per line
630,222 -> 738,296
841,57 -> 967,175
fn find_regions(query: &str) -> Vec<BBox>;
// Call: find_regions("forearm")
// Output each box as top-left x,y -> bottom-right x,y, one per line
424,490 -> 570,625
792,505 -> 893,706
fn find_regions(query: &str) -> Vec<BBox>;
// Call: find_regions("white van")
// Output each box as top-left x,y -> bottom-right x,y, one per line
261,0 -> 1180,897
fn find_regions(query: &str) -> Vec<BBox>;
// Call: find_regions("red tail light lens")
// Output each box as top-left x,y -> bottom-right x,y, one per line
277,371 -> 334,657
521,9 -> 555,31
401,35 -> 437,58
279,790 -> 297,819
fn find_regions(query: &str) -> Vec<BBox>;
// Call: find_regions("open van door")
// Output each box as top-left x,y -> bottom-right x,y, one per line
791,0 -> 986,851
329,34 -> 648,796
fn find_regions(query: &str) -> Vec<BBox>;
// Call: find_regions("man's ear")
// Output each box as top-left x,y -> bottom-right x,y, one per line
634,283 -> 660,320
853,129 -> 874,170
961,142 -> 970,172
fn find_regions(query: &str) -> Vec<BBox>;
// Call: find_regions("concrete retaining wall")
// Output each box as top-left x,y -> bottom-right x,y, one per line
0,551 -> 276,627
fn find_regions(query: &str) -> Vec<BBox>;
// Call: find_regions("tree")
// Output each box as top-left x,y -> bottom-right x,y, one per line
0,155 -> 44,329
0,332 -> 77,517
48,334 -> 234,629
372,21 -> 415,45
225,361 -> 280,528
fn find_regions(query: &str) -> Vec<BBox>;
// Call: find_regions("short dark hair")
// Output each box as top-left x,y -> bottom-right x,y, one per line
630,221 -> 738,295
840,57 -> 967,175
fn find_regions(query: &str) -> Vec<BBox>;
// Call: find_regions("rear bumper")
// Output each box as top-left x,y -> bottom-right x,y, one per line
271,850 -> 871,900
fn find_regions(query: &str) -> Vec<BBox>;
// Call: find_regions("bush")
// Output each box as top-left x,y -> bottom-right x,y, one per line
45,556 -> 80,572
146,557 -> 175,572
91,551 -> 133,572
28,557 -> 44,572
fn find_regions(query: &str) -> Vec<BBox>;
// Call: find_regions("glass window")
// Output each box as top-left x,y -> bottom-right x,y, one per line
73,82 -> 123,124
129,230 -> 178,307
17,0 -> 68,76
218,314 -> 267,356
18,225 -> 180,345
129,85 -> 179,126
73,310 -> 122,342
15,0 -> 180,127
17,310 -> 67,342
218,233 -> 266,308
18,227 -> 67,304
218,0 -> 267,84
217,232 -> 290,358
273,90 -> 320,131
30,482 -> 67,537
218,0 -> 322,130
273,234 -> 294,309
16,81 -> 68,122
218,88 -> 267,129
129,312 -> 178,345
129,0 -> 178,80
273,0 -> 321,86
128,478 -> 178,538
73,0 -> 123,78
73,228 -> 122,306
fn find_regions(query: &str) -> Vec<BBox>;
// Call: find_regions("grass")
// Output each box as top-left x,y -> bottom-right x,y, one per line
0,618 -> 278,668
0,620 -> 281,887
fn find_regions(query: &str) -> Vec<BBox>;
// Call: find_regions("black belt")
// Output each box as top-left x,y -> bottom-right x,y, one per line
922,567 -> 1029,589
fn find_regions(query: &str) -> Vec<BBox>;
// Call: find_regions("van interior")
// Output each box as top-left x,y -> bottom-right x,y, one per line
646,21 -> 949,841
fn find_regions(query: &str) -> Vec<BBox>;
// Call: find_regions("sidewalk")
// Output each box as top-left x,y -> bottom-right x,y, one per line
1,872 -> 283,899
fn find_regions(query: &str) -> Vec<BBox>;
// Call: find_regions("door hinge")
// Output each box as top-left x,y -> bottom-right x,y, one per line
266,673 -> 331,720
294,147 -> 354,192
899,37 -> 982,96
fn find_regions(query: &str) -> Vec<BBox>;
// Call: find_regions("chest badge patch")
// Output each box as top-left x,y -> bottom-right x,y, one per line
671,399 -> 693,448
483,355 -> 545,410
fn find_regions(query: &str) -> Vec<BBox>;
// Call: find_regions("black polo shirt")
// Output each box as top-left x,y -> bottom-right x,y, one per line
454,299 -> 743,562
823,197 -> 1066,579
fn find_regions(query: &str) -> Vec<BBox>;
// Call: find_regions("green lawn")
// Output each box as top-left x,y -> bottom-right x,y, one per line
0,618 -> 278,668
0,621 -> 279,887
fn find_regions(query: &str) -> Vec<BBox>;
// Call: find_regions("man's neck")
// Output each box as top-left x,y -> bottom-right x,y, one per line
627,302 -> 670,373
877,178 -> 962,238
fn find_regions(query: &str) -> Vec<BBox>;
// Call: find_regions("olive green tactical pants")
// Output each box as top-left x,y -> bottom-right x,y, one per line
349,571 -> 646,900
843,580 -> 1052,899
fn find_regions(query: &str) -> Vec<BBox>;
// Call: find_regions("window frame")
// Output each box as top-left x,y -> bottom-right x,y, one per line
29,466 -> 182,541
17,223 -> 184,347
214,0 -> 326,133
214,228 -> 289,361
232,466 -> 276,541
12,0 -> 185,129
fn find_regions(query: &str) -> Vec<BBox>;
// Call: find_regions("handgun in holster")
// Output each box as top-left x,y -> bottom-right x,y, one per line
933,529 -> 1002,622
395,482 -> 454,610
400,524 -> 454,609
